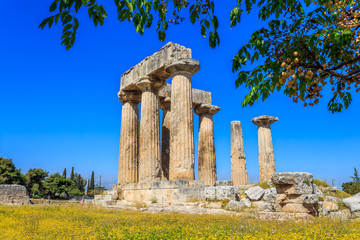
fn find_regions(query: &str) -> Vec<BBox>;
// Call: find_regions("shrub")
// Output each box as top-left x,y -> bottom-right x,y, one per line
313,179 -> 330,188
342,182 -> 360,195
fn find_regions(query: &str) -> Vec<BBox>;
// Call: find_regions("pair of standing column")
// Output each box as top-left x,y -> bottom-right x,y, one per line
230,116 -> 278,185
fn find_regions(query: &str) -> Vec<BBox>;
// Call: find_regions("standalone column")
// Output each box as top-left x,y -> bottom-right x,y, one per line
231,121 -> 249,185
251,115 -> 279,182
118,90 -> 141,185
195,104 -> 220,186
136,77 -> 165,182
160,98 -> 171,180
165,59 -> 200,181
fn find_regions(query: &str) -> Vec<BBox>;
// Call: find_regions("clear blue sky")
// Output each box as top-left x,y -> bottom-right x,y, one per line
1,1 -> 359,189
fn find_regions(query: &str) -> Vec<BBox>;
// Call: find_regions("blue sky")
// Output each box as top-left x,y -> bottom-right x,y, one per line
1,1 -> 359,189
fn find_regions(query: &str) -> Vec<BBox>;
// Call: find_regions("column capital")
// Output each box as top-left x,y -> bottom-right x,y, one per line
194,104 -> 221,115
135,76 -> 166,91
160,97 -> 171,110
165,59 -> 200,76
118,90 -> 141,104
251,115 -> 279,126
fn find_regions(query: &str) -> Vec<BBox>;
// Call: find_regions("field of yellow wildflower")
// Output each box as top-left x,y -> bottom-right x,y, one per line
0,204 -> 359,239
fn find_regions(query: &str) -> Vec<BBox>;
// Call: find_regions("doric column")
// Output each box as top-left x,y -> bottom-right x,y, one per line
160,98 -> 171,180
136,77 -> 165,182
231,121 -> 249,185
251,115 -> 279,182
165,59 -> 200,181
118,90 -> 141,185
195,104 -> 220,186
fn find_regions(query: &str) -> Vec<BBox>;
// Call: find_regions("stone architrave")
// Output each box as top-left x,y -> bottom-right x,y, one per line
118,90 -> 141,185
231,121 -> 249,185
135,77 -> 165,182
165,59 -> 200,181
251,115 -> 279,182
194,104 -> 221,186
160,98 -> 171,180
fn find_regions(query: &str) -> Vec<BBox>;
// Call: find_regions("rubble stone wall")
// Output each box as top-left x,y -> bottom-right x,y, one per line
0,185 -> 29,205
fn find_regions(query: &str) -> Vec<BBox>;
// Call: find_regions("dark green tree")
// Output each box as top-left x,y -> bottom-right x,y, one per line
0,157 -> 26,185
44,173 -> 82,198
351,167 -> 360,182
87,178 -> 90,194
70,166 -> 75,181
40,0 -> 360,112
62,168 -> 67,178
25,168 -> 49,196
90,171 -> 95,191
73,173 -> 87,193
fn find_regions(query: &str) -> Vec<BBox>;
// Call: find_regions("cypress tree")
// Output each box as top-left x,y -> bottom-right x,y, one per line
87,178 -> 90,194
70,167 -> 74,181
62,168 -> 67,178
90,171 -> 95,191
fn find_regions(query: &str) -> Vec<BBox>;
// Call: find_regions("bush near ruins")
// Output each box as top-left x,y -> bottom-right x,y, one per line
342,167 -> 360,195
0,157 -> 26,185
313,179 -> 330,188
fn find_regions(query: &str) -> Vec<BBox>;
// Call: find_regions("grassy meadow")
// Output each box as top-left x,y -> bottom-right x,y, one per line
0,204 -> 359,239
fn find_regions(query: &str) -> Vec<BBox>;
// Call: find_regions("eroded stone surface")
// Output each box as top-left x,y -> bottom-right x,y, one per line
0,185 -> 29,205
252,115 -> 278,182
121,43 -> 192,91
263,188 -> 277,203
245,186 -> 265,201
195,104 -> 220,186
118,91 -> 141,185
167,60 -> 200,181
231,121 -> 249,185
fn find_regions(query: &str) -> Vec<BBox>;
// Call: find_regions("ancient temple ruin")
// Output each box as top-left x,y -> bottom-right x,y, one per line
117,42 -> 221,187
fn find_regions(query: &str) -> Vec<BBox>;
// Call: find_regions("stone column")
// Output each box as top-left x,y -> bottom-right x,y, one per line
195,104 -> 220,186
251,115 -> 279,182
136,77 -> 165,182
118,90 -> 141,185
231,121 -> 249,185
165,59 -> 200,181
160,98 -> 171,180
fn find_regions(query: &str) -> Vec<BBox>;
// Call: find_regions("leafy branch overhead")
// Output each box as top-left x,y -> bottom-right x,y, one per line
40,0 -> 360,113
39,0 -> 220,50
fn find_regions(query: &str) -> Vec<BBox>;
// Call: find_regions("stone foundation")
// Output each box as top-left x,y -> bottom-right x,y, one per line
0,185 -> 29,205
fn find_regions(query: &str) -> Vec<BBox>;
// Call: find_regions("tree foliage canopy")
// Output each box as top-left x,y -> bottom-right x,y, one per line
0,157 -> 26,185
25,168 -> 49,196
40,0 -> 360,112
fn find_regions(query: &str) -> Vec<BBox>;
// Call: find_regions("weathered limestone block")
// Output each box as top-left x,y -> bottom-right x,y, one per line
252,201 -> 278,212
0,185 -> 29,205
159,83 -> 212,107
322,201 -> 339,215
252,115 -> 278,182
136,77 -> 165,182
160,98 -> 171,180
204,186 -> 241,201
226,200 -> 245,211
263,188 -> 277,203
271,172 -> 318,214
343,193 -> 360,205
118,91 -> 141,185
195,104 -> 220,186
166,59 -> 200,181
121,42 -> 192,91
215,181 -> 233,186
245,186 -> 265,201
231,121 -> 249,185
272,172 -> 314,195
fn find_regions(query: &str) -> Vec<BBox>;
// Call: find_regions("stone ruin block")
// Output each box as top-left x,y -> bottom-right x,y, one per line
0,185 -> 29,205
271,172 -> 319,214
120,42 -> 192,91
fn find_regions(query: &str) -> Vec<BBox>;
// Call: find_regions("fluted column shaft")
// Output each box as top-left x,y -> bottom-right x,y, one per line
160,99 -> 171,180
231,121 -> 249,185
165,59 -> 200,181
118,91 -> 141,185
136,77 -> 165,182
195,104 -> 220,186
252,115 -> 278,182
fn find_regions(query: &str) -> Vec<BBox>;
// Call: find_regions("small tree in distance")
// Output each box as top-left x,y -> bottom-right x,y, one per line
62,168 -> 67,178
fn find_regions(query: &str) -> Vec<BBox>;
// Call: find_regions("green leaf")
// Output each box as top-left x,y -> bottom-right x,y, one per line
201,25 -> 206,37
